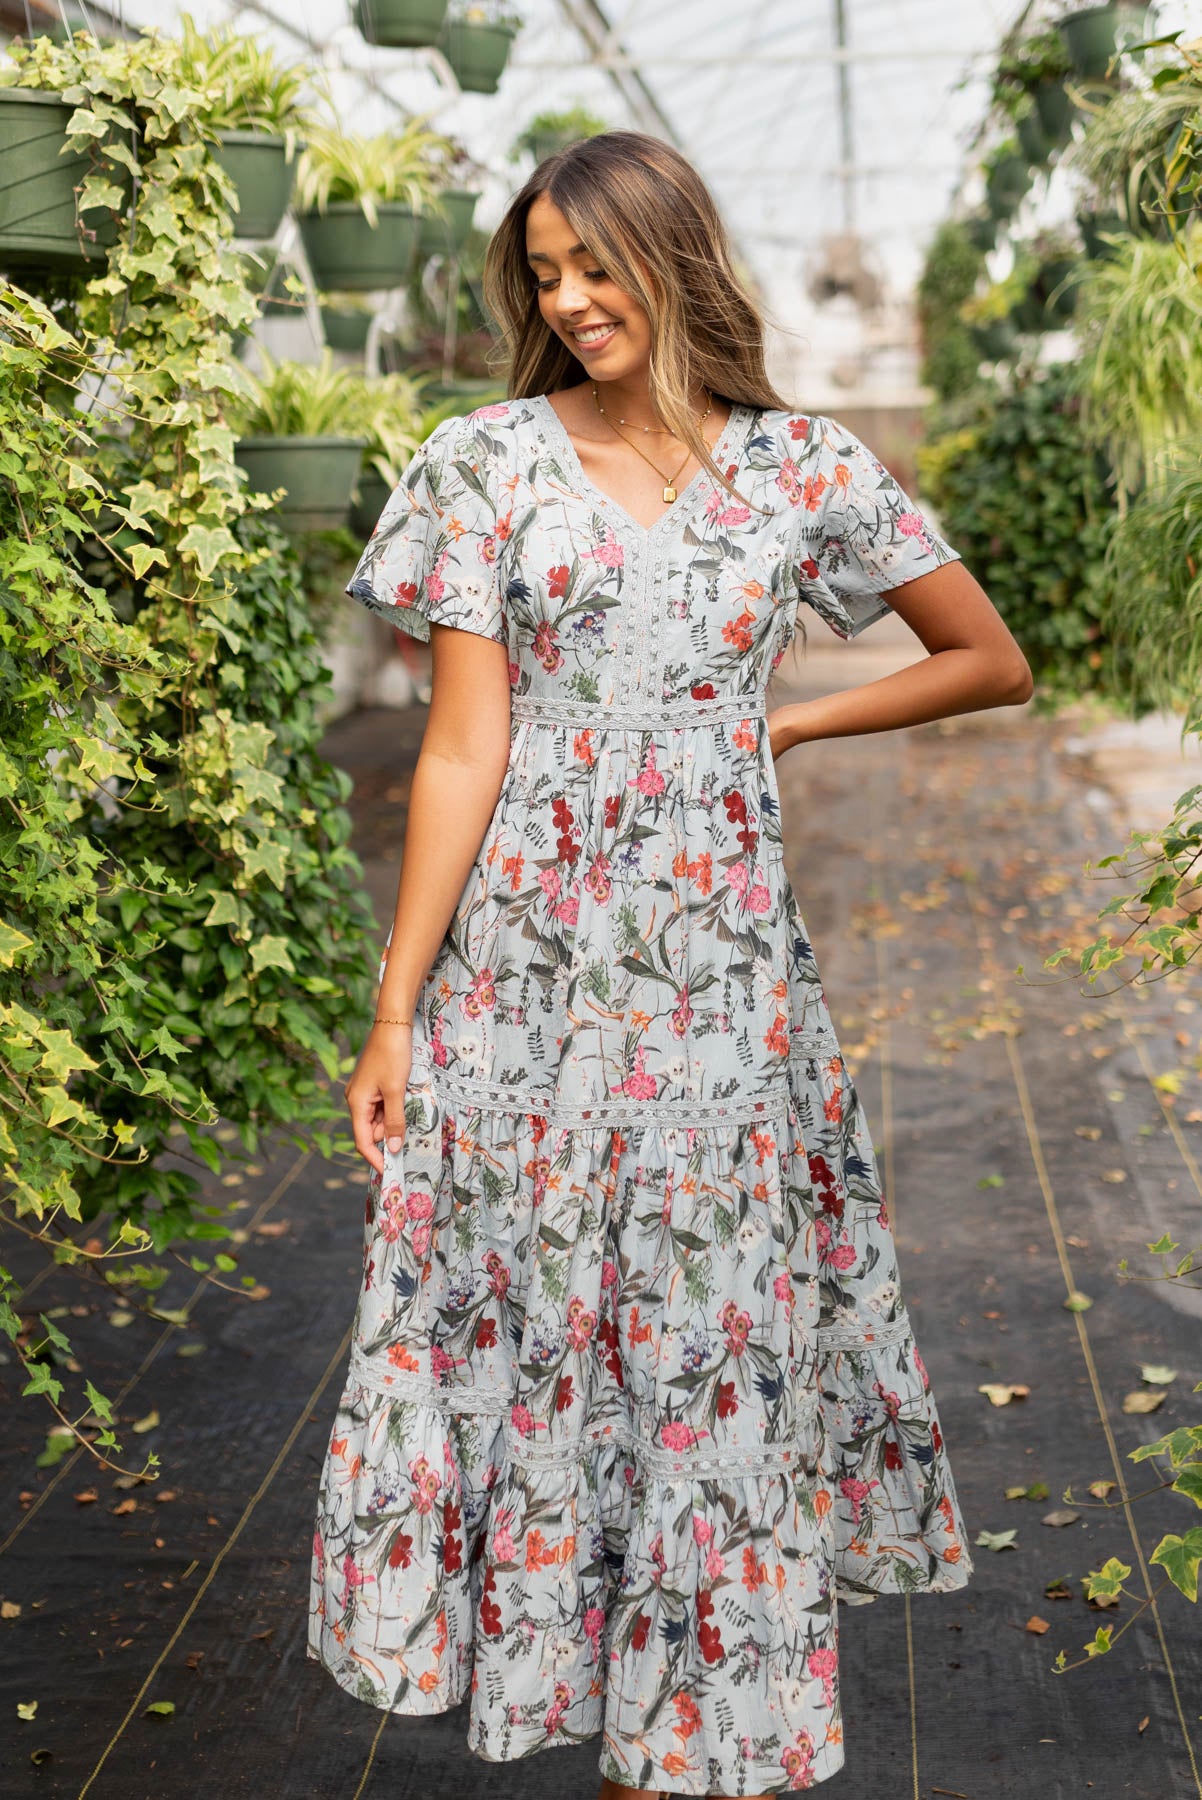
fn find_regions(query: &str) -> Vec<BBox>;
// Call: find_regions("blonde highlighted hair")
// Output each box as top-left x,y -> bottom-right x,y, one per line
482,130 -> 790,504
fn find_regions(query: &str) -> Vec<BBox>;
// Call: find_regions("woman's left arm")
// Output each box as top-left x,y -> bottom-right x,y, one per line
769,559 -> 1034,758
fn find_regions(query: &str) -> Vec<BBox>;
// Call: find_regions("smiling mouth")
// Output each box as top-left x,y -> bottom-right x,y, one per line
570,322 -> 619,348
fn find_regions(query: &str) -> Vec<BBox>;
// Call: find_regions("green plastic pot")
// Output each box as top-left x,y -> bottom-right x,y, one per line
297,203 -> 418,293
416,188 -> 480,256
526,129 -> 581,163
212,130 -> 296,241
321,303 -> 374,351
0,88 -> 124,273
969,319 -> 1017,362
1058,5 -> 1120,78
235,436 -> 365,532
985,152 -> 1032,220
350,469 -> 393,538
1032,78 -> 1075,146
352,0 -> 449,46
1016,109 -> 1049,165
440,21 -> 517,94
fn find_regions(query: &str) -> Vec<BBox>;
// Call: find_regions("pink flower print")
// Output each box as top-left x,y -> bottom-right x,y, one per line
483,1248 -> 511,1301
659,1420 -> 699,1452
705,1545 -> 725,1581
585,525 -> 625,568
543,1679 -> 575,1736
627,740 -> 665,797
873,1379 -> 901,1422
601,1258 -> 618,1290
897,510 -> 927,537
719,1298 -> 753,1357
584,853 -> 613,905
582,1605 -> 606,1651
807,1645 -> 837,1707
670,982 -> 693,1039
430,1343 -> 457,1381
341,1551 -> 369,1593
378,1184 -> 406,1242
815,1216 -> 833,1259
408,1454 -> 442,1514
538,866 -> 563,904
472,402 -> 510,420
776,458 -> 803,507
704,486 -> 752,528
426,549 -> 449,604
565,1295 -> 597,1352
612,1044 -> 658,1102
774,1270 -> 794,1315
510,1401 -> 536,1438
692,1514 -> 713,1547
491,1508 -> 517,1563
746,877 -> 772,916
725,861 -> 750,898
913,1344 -> 930,1391
830,1239 -> 856,1271
780,1728 -> 817,1789
553,883 -> 580,926
649,1529 -> 667,1579
461,966 -> 497,1019
406,1190 -> 433,1225
532,619 -> 563,673
839,1475 -> 872,1525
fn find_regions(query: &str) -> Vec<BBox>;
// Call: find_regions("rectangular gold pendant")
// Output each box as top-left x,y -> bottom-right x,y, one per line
663,484 -> 676,503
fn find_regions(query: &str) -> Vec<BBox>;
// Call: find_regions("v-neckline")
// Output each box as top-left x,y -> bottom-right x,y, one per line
532,390 -> 748,543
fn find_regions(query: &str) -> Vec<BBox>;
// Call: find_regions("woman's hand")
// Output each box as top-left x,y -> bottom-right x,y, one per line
345,1023 -> 413,1176
767,704 -> 809,762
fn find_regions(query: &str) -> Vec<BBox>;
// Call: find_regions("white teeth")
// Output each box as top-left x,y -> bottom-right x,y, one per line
574,324 -> 616,343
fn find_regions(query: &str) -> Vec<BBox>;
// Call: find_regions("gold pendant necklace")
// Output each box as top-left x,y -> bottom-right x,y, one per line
591,381 -> 713,504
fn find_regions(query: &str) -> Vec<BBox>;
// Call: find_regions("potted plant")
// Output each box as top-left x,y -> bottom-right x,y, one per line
416,186 -> 481,256
1028,230 -> 1082,323
347,372 -> 429,535
439,4 -> 521,95
0,77 -> 125,273
178,18 -> 314,241
294,122 -> 453,292
994,27 -> 1076,149
1077,203 -> 1128,258
320,294 -> 377,352
230,350 -> 367,531
959,282 -> 1020,362
351,0 -> 451,47
983,137 -> 1033,219
510,104 -> 609,164
1056,4 -> 1149,80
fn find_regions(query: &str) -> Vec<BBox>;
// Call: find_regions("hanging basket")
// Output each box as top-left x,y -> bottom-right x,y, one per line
352,0 -> 450,46
0,88 -> 124,274
440,21 -> 517,94
211,131 -> 296,241
416,187 -> 480,256
350,469 -> 394,539
1032,78 -> 1075,147
321,303 -> 375,351
235,436 -> 365,532
297,203 -> 419,293
985,152 -> 1032,220
1058,5 -> 1120,78
1016,109 -> 1049,166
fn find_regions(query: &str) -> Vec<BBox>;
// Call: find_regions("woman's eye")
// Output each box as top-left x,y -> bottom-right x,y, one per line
586,270 -> 606,280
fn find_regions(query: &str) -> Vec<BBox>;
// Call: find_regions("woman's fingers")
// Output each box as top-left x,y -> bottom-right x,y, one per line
348,1082 -> 386,1176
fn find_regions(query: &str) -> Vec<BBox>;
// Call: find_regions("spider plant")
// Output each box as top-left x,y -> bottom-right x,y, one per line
295,122 -> 455,226
1094,438 -> 1202,706
177,14 -> 315,152
1071,54 -> 1202,237
229,348 -> 368,438
1073,222 -> 1202,498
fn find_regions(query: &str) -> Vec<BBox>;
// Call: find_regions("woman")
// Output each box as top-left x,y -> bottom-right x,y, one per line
308,131 -> 1031,1798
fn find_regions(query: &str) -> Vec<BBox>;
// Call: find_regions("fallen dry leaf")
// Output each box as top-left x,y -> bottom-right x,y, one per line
1042,1509 -> 1081,1528
1089,1480 -> 1117,1499
1138,1716 -> 1150,1735
154,1489 -> 178,1505
1063,1291 -> 1093,1312
1075,1126 -> 1102,1140
1025,1615 -> 1050,1635
251,1220 -> 291,1238
1,1600 -> 21,1619
246,1284 -> 271,1301
73,1489 -> 98,1506
132,1409 -> 159,1435
1101,1169 -> 1127,1184
1139,1364 -> 1177,1386
1122,1390 -> 1167,1415
1045,1579 -> 1073,1601
979,1383 -> 1031,1406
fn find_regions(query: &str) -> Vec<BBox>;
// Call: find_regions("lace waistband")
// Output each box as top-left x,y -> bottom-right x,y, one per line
509,692 -> 767,729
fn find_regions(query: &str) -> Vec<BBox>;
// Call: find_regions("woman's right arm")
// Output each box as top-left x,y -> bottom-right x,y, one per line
346,623 -> 512,1173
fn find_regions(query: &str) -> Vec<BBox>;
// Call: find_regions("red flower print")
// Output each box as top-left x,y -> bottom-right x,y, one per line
388,1530 -> 413,1570
547,564 -> 570,596
787,416 -> 810,440
555,1373 -> 575,1414
604,792 -> 621,828
480,1564 -> 502,1637
393,580 -> 418,607
631,1612 -> 652,1652
799,556 -> 819,581
691,682 -> 716,699
696,1587 -> 725,1664
475,1316 -> 497,1350
931,1419 -> 943,1452
803,473 -> 828,511
443,1498 -> 463,1575
884,1436 -> 903,1471
717,1379 -> 738,1419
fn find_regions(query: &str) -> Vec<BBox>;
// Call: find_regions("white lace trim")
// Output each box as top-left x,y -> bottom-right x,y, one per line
818,1316 -> 913,1350
509,692 -> 767,728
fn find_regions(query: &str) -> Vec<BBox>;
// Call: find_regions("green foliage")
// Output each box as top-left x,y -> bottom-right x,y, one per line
229,347 -> 371,437
1,24 -> 376,1463
915,220 -> 986,402
295,122 -> 455,224
1092,441 -> 1202,707
996,26 -> 1073,89
175,11 -> 317,144
1074,223 -> 1202,498
918,366 -> 1134,709
509,104 -> 609,161
1071,35 -> 1202,239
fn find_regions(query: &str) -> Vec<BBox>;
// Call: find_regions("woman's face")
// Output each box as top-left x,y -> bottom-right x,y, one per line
525,192 -> 651,380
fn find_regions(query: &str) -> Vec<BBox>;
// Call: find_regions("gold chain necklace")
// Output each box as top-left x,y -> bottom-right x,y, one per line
591,381 -> 713,504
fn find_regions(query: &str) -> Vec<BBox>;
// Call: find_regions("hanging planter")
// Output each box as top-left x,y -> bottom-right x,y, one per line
1031,77 -> 1076,146
985,148 -> 1032,220
235,437 -> 365,531
211,130 -> 296,240
350,469 -> 394,539
297,203 -> 419,292
416,187 -> 480,256
321,302 -> 375,351
1058,5 -> 1117,78
0,88 -> 124,274
1016,105 -> 1049,166
353,0 -> 450,45
440,20 -> 517,94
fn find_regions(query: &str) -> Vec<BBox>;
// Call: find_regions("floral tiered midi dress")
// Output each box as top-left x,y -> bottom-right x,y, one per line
307,394 -> 973,1796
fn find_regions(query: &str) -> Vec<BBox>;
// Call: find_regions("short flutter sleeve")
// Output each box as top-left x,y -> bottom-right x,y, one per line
345,413 -> 508,647
786,415 -> 961,640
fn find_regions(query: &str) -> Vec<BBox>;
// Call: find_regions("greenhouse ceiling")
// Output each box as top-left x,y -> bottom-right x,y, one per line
7,0 -> 1202,389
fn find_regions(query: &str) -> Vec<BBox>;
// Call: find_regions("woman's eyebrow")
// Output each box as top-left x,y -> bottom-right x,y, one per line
527,244 -> 591,264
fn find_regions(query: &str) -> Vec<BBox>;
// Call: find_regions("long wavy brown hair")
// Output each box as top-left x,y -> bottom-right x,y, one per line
482,130 -> 790,504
